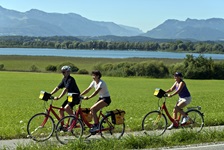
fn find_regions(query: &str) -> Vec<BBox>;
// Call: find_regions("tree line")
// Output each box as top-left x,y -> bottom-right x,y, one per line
1,36 -> 224,53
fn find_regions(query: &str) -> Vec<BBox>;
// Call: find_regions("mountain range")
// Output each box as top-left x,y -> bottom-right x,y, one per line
0,6 -> 143,37
143,18 -> 224,41
1,5 -> 224,41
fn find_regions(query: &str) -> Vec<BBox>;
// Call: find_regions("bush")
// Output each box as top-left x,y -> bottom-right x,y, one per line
171,54 -> 214,79
58,62 -> 79,73
168,63 -> 185,77
77,69 -> 89,74
0,64 -> 4,70
213,62 -> 224,79
92,61 -> 169,78
30,65 -> 39,72
45,65 -> 57,72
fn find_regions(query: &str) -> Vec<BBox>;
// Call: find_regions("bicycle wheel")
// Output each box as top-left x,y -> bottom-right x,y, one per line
27,113 -> 55,142
55,116 -> 84,144
181,109 -> 204,133
99,113 -> 125,139
142,110 -> 167,136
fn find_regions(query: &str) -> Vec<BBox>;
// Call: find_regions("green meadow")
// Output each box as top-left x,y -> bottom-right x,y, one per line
1,70 -> 224,140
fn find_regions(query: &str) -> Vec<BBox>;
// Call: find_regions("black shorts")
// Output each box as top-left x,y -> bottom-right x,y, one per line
97,97 -> 111,106
62,95 -> 80,109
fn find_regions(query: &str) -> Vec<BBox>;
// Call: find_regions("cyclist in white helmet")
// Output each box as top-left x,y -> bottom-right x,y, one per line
50,65 -> 80,119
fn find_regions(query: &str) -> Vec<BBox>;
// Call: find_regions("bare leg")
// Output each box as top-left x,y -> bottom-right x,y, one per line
90,100 -> 108,124
172,108 -> 178,125
175,101 -> 187,117
59,107 -> 64,119
64,104 -> 74,116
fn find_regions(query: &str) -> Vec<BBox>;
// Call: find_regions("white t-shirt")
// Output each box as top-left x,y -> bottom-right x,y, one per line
89,79 -> 110,98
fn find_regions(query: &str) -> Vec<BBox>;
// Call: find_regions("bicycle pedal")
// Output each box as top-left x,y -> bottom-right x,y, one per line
90,131 -> 97,135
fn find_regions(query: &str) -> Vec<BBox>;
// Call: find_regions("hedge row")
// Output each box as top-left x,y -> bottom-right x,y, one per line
1,55 -> 224,79
93,55 -> 224,79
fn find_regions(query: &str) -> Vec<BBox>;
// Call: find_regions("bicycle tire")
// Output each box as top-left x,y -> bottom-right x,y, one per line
27,113 -> 55,142
99,113 -> 125,139
181,109 -> 204,133
55,116 -> 84,145
142,110 -> 167,136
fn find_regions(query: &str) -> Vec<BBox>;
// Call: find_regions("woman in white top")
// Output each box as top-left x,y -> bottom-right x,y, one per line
80,70 -> 111,132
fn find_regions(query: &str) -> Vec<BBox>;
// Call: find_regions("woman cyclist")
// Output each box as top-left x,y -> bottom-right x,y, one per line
166,72 -> 191,130
80,70 -> 111,132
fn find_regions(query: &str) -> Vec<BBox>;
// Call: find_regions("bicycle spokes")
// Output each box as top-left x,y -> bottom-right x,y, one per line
181,110 -> 204,133
27,113 -> 55,142
100,114 -> 125,139
55,116 -> 84,145
142,111 -> 167,136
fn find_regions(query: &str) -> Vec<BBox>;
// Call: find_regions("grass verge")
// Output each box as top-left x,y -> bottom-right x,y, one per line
13,129 -> 224,150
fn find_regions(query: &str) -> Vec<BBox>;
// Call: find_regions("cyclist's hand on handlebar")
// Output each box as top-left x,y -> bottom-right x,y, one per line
83,96 -> 89,100
167,94 -> 172,98
54,96 -> 59,100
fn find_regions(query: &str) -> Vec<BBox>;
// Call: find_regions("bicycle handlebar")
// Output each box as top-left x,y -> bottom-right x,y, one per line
163,93 -> 168,97
40,91 -> 85,103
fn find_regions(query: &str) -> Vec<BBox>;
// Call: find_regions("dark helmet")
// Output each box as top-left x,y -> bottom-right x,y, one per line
92,70 -> 102,78
174,72 -> 183,77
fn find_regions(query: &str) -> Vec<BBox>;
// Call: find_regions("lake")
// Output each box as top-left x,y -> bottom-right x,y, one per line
0,48 -> 224,59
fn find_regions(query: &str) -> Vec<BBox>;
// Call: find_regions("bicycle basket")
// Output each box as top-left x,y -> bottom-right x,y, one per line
39,91 -> 51,101
109,109 -> 125,125
154,88 -> 166,98
67,93 -> 80,104
81,108 -> 92,122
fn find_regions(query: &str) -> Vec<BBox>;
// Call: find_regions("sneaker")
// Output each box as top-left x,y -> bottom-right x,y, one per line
181,116 -> 189,125
59,126 -> 68,132
167,123 -> 178,130
167,123 -> 174,130
89,124 -> 99,133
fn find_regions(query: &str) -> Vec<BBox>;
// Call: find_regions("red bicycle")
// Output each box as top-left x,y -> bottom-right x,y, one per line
27,91 -> 64,142
55,94 -> 126,145
142,88 -> 204,136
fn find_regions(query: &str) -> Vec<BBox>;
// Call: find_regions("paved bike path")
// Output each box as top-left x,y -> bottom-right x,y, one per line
1,126 -> 224,150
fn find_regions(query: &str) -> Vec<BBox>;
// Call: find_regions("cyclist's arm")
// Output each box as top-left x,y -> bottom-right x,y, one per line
86,87 -> 101,99
166,82 -> 176,93
80,87 -> 92,96
168,81 -> 185,97
51,87 -> 59,95
54,88 -> 68,100
172,81 -> 184,96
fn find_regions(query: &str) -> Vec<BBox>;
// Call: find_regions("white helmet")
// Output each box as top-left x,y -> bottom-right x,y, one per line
61,66 -> 71,71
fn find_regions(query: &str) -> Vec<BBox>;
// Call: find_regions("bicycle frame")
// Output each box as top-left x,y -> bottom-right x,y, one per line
75,104 -> 105,128
41,99 -> 64,126
142,89 -> 204,136
158,97 -> 196,127
67,99 -> 115,135
158,98 -> 182,126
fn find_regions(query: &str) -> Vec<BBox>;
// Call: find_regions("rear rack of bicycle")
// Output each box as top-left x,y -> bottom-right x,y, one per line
187,106 -> 201,110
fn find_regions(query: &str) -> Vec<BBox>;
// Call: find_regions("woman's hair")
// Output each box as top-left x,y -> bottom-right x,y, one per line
92,70 -> 102,79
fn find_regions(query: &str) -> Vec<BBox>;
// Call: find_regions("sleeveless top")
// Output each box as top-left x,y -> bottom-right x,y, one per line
175,81 -> 191,98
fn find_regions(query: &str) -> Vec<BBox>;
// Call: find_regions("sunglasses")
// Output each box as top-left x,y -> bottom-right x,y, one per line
62,71 -> 66,74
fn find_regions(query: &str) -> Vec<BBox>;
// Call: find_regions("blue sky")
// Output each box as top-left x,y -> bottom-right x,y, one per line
0,0 -> 223,32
